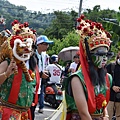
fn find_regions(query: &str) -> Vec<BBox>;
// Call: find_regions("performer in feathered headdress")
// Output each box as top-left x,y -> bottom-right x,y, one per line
0,20 -> 39,120
64,15 -> 113,120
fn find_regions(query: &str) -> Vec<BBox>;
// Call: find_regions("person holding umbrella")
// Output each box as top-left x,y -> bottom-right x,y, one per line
68,54 -> 79,74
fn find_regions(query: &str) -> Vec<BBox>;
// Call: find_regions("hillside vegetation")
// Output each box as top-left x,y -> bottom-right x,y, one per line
0,0 -> 120,62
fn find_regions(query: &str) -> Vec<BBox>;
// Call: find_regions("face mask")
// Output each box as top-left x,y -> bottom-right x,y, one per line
117,59 -> 120,65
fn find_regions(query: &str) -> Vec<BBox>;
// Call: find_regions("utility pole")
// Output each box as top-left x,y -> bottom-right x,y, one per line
78,0 -> 83,17
77,0 -> 83,26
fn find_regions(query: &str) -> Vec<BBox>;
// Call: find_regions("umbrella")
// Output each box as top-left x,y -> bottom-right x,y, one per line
58,46 -> 79,61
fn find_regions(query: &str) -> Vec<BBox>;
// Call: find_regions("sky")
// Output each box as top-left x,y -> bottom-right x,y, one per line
8,0 -> 120,13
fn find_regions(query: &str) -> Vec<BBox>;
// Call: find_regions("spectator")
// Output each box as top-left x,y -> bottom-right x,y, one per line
36,35 -> 53,113
106,51 -> 120,120
69,55 -> 79,74
28,41 -> 40,120
46,54 -> 62,84
75,51 -> 81,71
63,62 -> 71,77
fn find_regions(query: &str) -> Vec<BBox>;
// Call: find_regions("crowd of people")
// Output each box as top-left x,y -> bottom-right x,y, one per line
0,14 -> 120,120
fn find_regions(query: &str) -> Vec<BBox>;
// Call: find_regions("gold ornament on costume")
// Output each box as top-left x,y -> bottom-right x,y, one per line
28,69 -> 35,79
76,15 -> 112,51
102,100 -> 107,107
31,72 -> 35,79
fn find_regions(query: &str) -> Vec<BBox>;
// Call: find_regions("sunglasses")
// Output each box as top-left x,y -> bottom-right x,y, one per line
91,51 -> 114,57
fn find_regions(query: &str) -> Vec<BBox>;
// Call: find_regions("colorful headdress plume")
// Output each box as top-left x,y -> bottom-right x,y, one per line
76,14 -> 112,51
11,20 -> 36,43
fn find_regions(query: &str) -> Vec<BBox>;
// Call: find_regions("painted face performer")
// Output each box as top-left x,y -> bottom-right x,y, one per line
64,15 -> 113,120
0,20 -> 38,120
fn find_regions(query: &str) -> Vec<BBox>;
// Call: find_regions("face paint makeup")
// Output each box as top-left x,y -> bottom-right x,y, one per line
91,47 -> 108,68
92,55 -> 107,68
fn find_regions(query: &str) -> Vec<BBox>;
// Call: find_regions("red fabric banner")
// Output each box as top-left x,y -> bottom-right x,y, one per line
105,74 -> 110,103
2,107 -> 13,120
33,66 -> 40,105
8,66 -> 22,104
79,41 -> 96,113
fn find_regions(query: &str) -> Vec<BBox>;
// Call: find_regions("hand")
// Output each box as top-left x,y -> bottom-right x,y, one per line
103,116 -> 109,120
41,72 -> 49,79
6,60 -> 17,77
112,86 -> 120,92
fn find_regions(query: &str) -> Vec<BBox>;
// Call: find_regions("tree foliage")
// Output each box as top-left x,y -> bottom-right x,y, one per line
44,10 -> 78,39
1,1 -> 120,62
47,31 -> 79,56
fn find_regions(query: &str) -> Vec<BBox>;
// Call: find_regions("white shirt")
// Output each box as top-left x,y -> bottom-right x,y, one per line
36,50 -> 50,94
69,62 -> 78,73
36,51 -> 49,72
46,64 -> 62,84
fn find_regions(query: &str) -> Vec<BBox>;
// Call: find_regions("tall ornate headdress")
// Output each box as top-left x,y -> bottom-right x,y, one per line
8,20 -> 37,61
11,20 -> 36,44
76,14 -> 111,52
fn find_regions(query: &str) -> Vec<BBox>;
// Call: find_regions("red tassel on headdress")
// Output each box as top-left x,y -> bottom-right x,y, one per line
79,41 -> 96,113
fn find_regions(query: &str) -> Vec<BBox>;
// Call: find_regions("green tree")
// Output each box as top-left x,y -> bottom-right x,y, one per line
83,5 -> 116,22
47,31 -> 79,56
98,18 -> 120,57
44,10 -> 77,39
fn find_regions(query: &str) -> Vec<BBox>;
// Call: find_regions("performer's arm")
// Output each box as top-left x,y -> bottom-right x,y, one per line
0,59 -> 17,84
71,76 -> 92,120
103,107 -> 109,120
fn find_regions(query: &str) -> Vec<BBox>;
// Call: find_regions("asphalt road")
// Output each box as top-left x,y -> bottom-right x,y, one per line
35,102 -> 61,120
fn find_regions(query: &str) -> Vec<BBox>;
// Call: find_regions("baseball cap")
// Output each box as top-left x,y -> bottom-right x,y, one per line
36,35 -> 53,45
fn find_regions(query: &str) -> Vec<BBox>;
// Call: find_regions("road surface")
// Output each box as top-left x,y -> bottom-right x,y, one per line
35,102 -> 62,120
